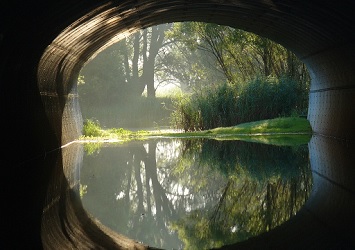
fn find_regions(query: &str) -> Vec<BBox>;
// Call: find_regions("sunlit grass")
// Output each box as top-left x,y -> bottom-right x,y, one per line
80,119 -> 150,141
79,117 -> 312,146
163,117 -> 311,136
159,117 -> 313,146
210,117 -> 312,135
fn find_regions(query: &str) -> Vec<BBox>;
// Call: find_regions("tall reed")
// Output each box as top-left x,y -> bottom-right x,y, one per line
171,76 -> 305,131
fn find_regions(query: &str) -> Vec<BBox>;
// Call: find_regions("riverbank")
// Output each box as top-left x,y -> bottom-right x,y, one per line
152,117 -> 312,146
79,117 -> 312,146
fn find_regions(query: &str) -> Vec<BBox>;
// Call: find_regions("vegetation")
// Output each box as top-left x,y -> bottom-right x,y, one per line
210,117 -> 312,135
168,139 -> 312,249
79,24 -> 171,100
80,138 -> 312,249
79,184 -> 88,198
78,22 -> 310,131
80,118 -> 149,141
77,22 -> 313,250
165,117 -> 312,146
170,77 -> 308,131
164,22 -> 310,90
80,117 -> 312,146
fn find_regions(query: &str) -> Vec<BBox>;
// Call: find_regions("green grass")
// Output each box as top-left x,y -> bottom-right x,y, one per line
209,117 -> 312,135
79,117 -> 313,146
211,134 -> 312,146
80,119 -> 150,141
155,117 -> 313,146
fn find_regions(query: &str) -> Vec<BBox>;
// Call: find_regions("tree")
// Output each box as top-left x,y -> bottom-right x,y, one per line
161,22 -> 228,92
164,22 -> 310,91
122,24 -> 171,98
79,24 -> 172,100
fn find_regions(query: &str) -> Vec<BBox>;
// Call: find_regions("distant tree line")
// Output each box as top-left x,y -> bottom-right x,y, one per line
166,22 -> 310,130
78,22 -> 310,129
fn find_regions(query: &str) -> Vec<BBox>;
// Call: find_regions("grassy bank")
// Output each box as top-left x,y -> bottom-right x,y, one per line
160,117 -> 312,146
79,117 -> 312,146
208,117 -> 311,135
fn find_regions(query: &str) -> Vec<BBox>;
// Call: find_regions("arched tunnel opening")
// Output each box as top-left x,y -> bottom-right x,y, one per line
1,1 -> 354,249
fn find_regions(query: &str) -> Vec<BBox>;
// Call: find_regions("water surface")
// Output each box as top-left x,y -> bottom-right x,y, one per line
80,138 -> 312,249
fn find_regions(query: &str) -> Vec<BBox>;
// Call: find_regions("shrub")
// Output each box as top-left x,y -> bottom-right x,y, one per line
237,76 -> 299,123
82,119 -> 103,137
171,76 -> 306,131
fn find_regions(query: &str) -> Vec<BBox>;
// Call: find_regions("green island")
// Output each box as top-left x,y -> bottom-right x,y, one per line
79,116 -> 312,146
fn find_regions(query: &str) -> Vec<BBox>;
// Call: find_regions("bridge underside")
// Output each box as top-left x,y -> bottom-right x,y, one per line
1,0 -> 354,249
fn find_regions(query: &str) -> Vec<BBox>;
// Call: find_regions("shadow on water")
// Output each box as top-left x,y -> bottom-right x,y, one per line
78,138 -> 312,249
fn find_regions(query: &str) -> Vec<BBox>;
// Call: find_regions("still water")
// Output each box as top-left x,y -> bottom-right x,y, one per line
80,138 -> 312,250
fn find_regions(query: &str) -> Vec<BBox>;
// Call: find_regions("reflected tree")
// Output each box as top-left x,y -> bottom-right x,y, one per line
169,139 -> 312,249
80,138 -> 312,249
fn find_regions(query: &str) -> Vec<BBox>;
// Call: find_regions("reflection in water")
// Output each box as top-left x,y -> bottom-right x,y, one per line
80,139 -> 312,250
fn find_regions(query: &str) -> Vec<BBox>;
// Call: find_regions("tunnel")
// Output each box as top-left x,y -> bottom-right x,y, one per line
1,0 -> 354,249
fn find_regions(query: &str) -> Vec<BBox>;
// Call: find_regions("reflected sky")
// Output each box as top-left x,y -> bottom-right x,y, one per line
80,138 -> 312,250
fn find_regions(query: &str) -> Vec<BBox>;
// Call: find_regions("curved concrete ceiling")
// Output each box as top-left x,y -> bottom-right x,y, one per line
1,0 -> 354,249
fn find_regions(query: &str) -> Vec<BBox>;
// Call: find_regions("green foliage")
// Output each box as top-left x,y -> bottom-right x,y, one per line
83,142 -> 102,155
107,127 -> 148,139
78,22 -> 310,133
80,137 -> 312,249
166,22 -> 310,131
108,127 -> 131,136
82,119 -> 103,137
80,118 -> 150,142
219,117 -> 312,134
236,76 -> 299,123
171,77 -> 307,131
197,140 -> 309,179
79,184 -> 88,198
166,22 -> 310,90
170,139 -> 312,249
